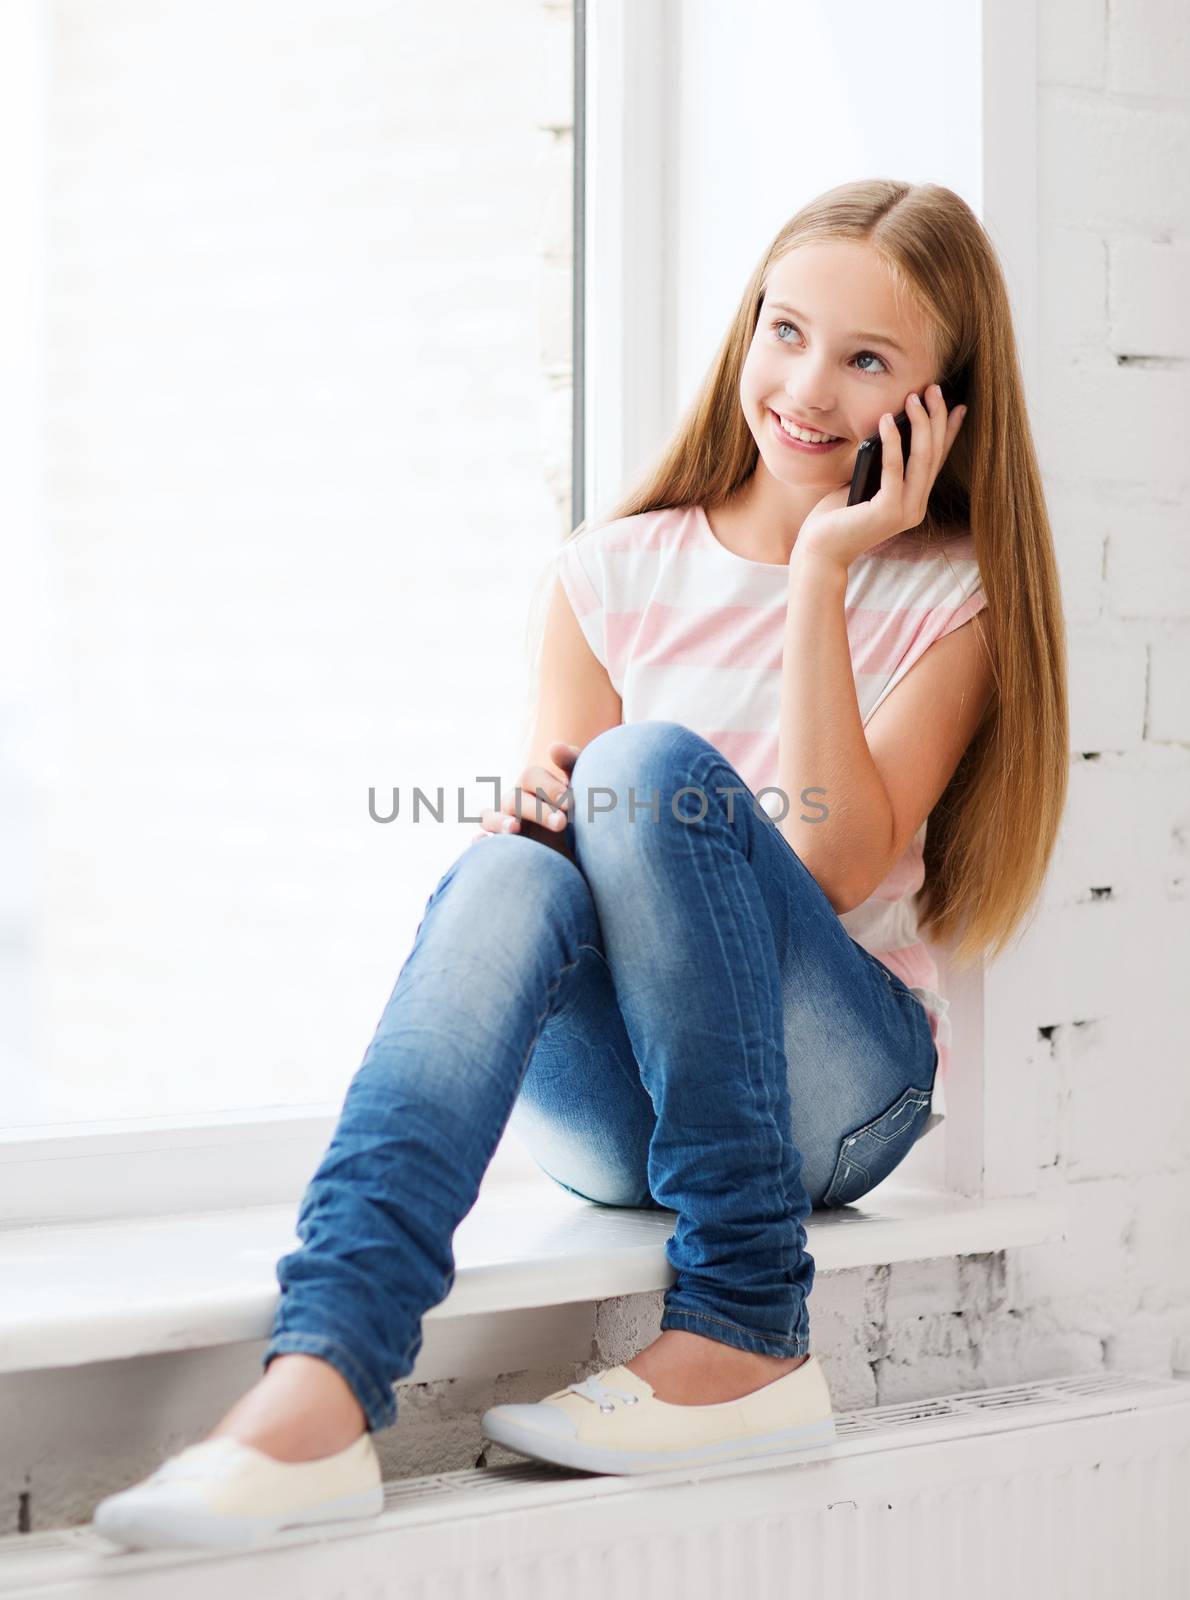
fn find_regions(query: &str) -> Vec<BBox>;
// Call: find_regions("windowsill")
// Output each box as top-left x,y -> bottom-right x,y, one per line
0,1170 -> 1067,1377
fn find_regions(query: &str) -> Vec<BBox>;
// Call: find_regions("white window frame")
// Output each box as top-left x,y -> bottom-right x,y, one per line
2,0 -> 1037,1226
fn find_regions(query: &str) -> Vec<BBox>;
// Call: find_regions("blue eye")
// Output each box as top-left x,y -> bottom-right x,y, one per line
770,320 -> 889,375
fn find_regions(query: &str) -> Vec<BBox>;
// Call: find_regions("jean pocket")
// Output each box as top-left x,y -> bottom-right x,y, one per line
822,1082 -> 933,1209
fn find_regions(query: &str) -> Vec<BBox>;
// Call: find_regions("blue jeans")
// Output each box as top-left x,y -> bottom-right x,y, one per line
264,721 -> 938,1432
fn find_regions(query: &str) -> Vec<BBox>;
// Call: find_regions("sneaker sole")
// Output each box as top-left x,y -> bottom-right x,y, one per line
481,1411 -> 837,1475
93,1484 -> 385,1551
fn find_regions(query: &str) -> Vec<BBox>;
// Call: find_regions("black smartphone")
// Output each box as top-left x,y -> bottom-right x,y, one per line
846,370 -> 969,507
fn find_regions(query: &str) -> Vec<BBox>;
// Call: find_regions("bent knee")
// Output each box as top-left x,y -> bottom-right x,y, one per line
428,830 -> 586,925
571,722 -> 723,829
460,829 -> 584,889
575,720 -> 705,777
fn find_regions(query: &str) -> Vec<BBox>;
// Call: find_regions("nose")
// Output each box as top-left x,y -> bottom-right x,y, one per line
784,355 -> 836,416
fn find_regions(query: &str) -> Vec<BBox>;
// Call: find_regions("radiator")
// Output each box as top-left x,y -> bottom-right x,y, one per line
3,1369 -> 1188,1599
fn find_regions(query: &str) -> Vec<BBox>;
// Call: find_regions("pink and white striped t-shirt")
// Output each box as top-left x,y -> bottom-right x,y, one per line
552,500 -> 987,1135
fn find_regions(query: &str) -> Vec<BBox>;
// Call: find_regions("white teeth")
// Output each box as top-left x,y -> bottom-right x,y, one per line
775,414 -> 839,444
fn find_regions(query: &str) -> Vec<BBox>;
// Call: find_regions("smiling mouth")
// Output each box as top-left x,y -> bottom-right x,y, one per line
769,409 -> 846,447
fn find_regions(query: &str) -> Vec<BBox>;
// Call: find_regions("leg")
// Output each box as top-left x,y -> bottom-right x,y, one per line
568,721 -> 815,1360
564,721 -> 937,1388
508,837 -> 816,1404
509,939 -> 661,1211
212,831 -> 609,1456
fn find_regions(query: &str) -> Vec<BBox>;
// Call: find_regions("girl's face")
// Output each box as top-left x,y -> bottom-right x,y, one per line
739,239 -> 941,495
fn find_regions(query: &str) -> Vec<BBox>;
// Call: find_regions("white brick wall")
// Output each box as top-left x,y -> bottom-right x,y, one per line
21,0 -> 572,1123
1000,0 -> 1190,1394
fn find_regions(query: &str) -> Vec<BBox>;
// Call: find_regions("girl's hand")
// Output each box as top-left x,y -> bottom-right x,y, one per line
472,739 -> 579,851
795,384 -> 968,570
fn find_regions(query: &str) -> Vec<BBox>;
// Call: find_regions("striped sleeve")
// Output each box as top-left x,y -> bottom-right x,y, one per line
863,547 -> 987,722
553,530 -> 608,674
933,575 -> 988,644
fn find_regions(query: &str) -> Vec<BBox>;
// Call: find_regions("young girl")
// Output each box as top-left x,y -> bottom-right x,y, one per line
94,178 -> 1069,1549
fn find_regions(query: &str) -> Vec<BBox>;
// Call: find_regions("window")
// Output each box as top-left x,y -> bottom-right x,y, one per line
4,1 -> 575,1132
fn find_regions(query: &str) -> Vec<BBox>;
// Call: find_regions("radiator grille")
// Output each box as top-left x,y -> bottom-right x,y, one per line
3,1370 -> 1188,1599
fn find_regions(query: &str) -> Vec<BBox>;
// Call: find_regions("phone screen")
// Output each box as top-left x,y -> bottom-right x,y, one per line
846,371 -> 967,507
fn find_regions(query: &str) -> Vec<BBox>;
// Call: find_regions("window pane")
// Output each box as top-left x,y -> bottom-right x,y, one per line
11,0 -> 573,1124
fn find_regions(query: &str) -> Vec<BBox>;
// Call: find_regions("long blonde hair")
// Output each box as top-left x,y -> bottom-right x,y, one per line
528,179 -> 1069,971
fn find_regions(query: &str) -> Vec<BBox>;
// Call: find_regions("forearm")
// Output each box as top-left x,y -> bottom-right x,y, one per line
776,545 -> 894,911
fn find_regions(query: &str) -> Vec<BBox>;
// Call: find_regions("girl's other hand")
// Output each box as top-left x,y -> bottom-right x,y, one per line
472,739 -> 579,850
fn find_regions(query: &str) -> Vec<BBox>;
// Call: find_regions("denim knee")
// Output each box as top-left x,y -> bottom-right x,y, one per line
441,827 -> 583,910
571,721 -> 721,834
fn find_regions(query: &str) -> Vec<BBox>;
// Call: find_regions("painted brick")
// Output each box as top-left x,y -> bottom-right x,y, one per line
1040,227 -> 1108,355
1039,92 -> 1190,233
1108,0 -> 1190,99
1108,238 -> 1190,359
1036,355 -> 1188,495
1046,485 -> 1109,624
1066,626 -> 1148,749
1105,499 -> 1190,618
1039,0 -> 1107,88
1147,635 -> 1190,741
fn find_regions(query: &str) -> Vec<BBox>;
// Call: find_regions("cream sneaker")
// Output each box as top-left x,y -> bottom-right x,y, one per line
92,1433 -> 384,1551
482,1354 -> 837,1475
